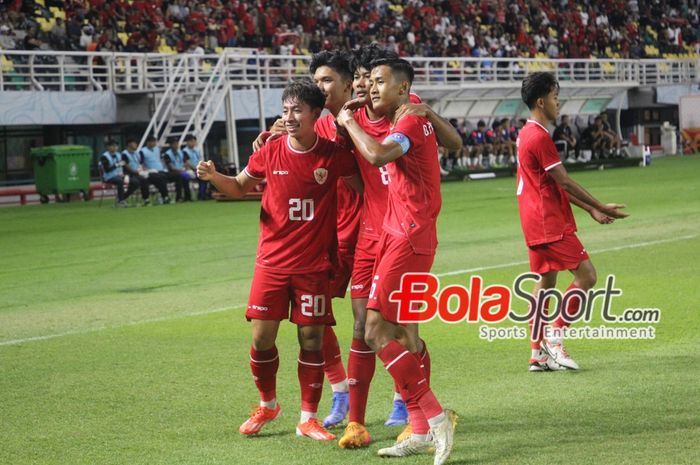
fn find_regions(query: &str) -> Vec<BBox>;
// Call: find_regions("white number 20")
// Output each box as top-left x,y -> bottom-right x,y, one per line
301,295 -> 326,317
289,198 -> 314,221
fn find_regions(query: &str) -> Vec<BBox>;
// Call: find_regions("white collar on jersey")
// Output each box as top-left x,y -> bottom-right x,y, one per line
286,134 -> 319,154
526,119 -> 550,134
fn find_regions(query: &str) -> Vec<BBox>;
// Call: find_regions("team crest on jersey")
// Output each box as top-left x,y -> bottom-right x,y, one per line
314,168 -> 328,185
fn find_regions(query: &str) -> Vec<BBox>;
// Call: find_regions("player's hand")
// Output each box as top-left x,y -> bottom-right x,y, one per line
395,103 -> 431,121
336,107 -> 354,128
196,160 -> 216,181
342,96 -> 368,112
590,208 -> 614,224
600,203 -> 629,219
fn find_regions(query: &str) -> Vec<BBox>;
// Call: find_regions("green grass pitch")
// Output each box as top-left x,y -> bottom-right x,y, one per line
1,156 -> 699,465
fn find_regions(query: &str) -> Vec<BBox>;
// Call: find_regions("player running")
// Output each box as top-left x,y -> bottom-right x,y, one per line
516,72 -> 628,372
197,80 -> 361,440
337,58 -> 457,465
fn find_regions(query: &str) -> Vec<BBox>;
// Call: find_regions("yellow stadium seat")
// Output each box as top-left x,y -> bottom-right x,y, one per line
118,32 -> 129,45
1,55 -> 15,72
200,61 -> 212,72
36,0 -> 45,5
214,47 -> 223,54
159,45 -> 175,54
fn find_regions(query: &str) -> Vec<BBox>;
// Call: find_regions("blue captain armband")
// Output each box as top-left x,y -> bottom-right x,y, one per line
383,132 -> 411,154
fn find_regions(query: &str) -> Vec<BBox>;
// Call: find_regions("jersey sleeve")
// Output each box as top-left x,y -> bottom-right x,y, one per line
537,134 -> 563,171
244,146 -> 267,179
391,114 -> 426,154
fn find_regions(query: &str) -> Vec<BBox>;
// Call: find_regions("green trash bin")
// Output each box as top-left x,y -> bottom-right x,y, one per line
31,145 -> 92,203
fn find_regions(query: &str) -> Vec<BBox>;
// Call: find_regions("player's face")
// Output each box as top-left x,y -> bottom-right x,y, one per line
147,140 -> 156,148
542,88 -> 560,122
313,65 -> 350,110
353,66 -> 371,101
369,65 -> 403,115
282,98 -> 319,139
127,142 -> 138,151
186,140 -> 196,148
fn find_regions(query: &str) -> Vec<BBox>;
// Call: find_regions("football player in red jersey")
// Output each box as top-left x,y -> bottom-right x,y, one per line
337,58 -> 457,465
338,45 -> 462,450
516,72 -> 628,372
197,80 -> 361,441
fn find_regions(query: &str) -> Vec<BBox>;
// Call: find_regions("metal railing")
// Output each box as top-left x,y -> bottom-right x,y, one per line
1,50 -> 697,93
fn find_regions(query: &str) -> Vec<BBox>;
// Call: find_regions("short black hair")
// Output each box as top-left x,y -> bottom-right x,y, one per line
351,44 -> 398,72
167,136 -> 179,144
521,72 -> 559,109
368,58 -> 414,85
106,139 -> 118,146
126,137 -> 138,144
477,120 -> 486,127
309,51 -> 353,82
145,135 -> 156,143
282,79 -> 326,111
501,118 -> 510,124
492,120 -> 501,129
184,134 -> 196,142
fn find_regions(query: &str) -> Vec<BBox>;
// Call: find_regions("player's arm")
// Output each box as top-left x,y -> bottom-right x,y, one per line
548,164 -> 628,219
394,103 -> 462,152
568,193 -> 615,224
196,160 -> 261,198
336,109 -> 404,167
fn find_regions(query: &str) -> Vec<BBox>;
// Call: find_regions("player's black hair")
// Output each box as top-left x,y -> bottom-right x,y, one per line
309,50 -> 353,82
477,120 -> 486,127
145,135 -> 157,143
282,79 -> 326,111
368,58 -> 414,85
184,134 -> 196,142
501,118 -> 510,125
351,44 -> 398,72
492,120 -> 501,129
167,136 -> 179,144
126,137 -> 138,144
106,139 -> 118,146
521,72 -> 559,109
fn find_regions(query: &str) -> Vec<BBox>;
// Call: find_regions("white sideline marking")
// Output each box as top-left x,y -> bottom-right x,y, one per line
1,234 -> 696,347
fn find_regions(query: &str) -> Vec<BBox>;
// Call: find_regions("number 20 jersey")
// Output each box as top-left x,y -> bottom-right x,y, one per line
244,135 -> 357,274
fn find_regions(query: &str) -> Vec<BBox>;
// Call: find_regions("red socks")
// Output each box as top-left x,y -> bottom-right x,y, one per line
347,338 -> 376,424
250,346 -> 279,402
298,349 -> 325,413
377,340 -> 442,421
322,325 -> 347,385
554,283 -> 583,329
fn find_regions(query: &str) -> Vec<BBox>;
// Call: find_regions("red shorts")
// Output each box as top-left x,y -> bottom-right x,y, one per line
367,233 -> 435,324
246,266 -> 335,326
351,236 -> 380,299
330,246 -> 354,299
528,233 -> 590,274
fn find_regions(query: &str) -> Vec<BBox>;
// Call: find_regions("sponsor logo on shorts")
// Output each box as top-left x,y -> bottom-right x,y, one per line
249,304 -> 269,311
309,383 -> 322,389
351,284 -> 365,290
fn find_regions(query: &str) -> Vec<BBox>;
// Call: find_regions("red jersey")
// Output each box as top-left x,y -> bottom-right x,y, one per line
315,114 -> 363,249
383,114 -> 442,255
244,135 -> 358,273
516,119 -> 577,246
353,93 -> 423,241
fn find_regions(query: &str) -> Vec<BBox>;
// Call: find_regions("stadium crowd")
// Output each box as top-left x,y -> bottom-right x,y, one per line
1,0 -> 699,59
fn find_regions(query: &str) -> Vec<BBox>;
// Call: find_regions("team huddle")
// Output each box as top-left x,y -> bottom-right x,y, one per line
196,46 -> 627,465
